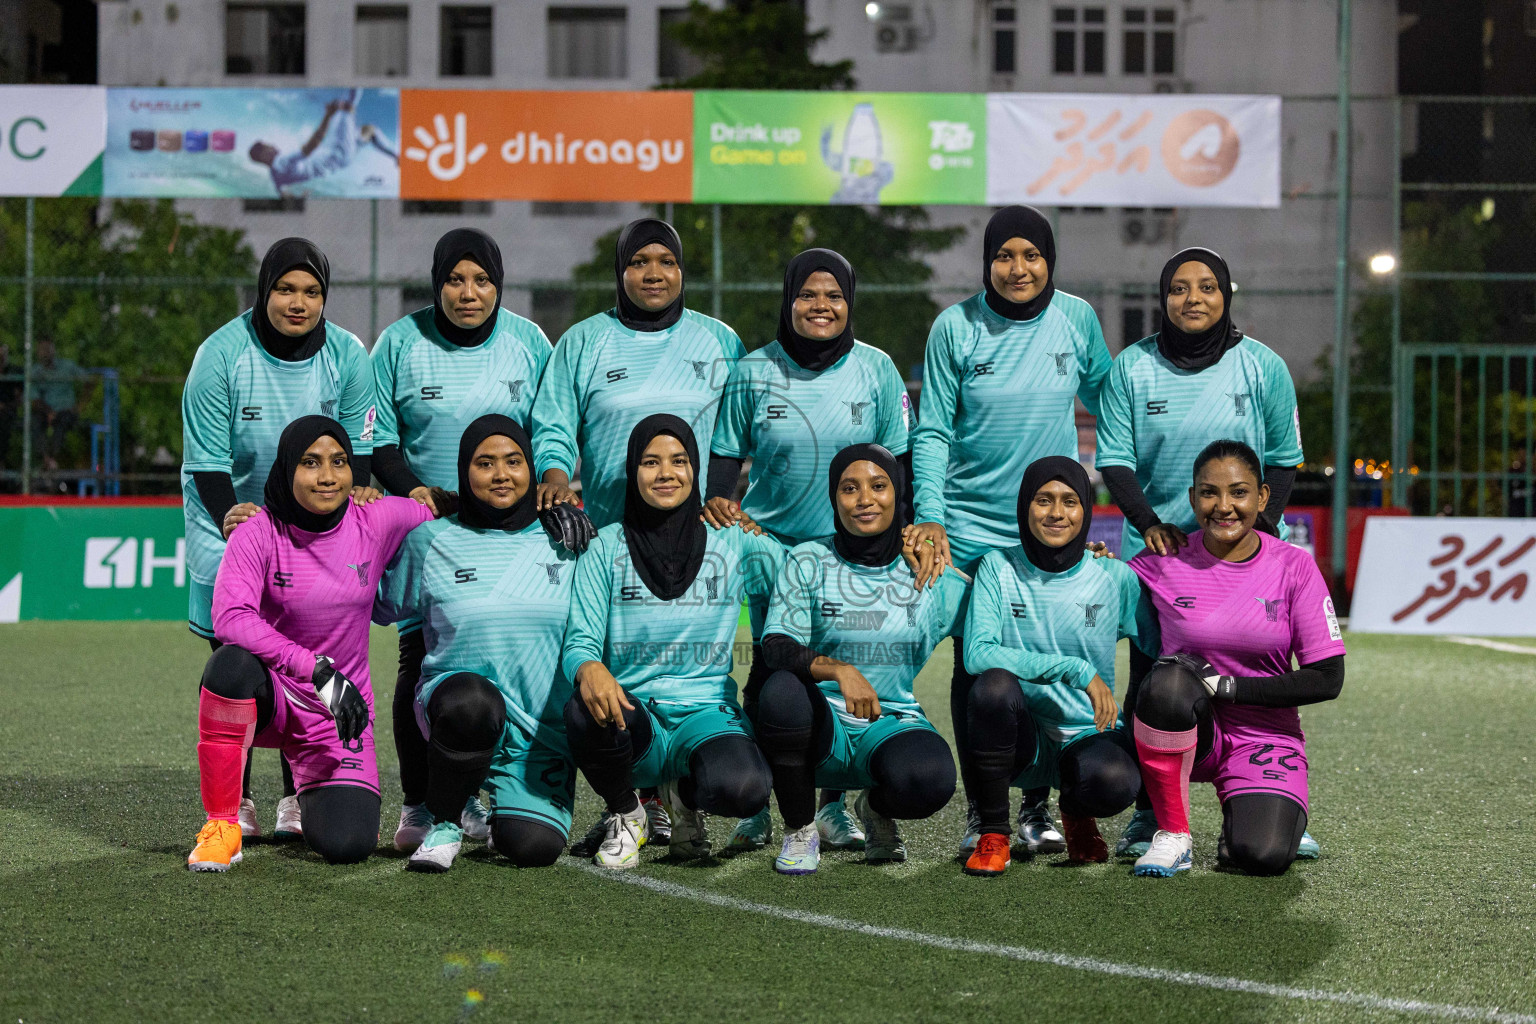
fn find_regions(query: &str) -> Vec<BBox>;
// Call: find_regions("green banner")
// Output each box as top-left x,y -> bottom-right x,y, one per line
0,504 -> 187,621
693,90 -> 985,205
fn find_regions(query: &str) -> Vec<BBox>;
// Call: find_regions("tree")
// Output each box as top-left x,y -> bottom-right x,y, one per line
0,198 -> 254,487
563,0 -> 962,378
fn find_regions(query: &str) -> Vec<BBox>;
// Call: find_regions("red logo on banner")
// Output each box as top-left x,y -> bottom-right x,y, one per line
1391,533 -> 1534,623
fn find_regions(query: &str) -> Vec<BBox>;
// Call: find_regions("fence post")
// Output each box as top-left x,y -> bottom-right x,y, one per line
1330,0 -> 1353,583
368,198 -> 380,345
1389,95 -> 1407,507
21,197 -> 35,496
711,203 -> 723,321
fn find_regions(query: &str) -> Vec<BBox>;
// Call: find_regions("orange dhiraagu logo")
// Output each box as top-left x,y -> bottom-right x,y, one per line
1160,109 -> 1240,188
400,91 -> 692,201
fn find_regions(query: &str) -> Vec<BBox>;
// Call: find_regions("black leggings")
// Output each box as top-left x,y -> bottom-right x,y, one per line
755,670 -> 956,829
393,628 -> 430,806
423,673 -> 505,827
965,668 -> 1140,835
1137,663 -> 1306,876
490,817 -> 566,868
563,693 -> 771,819
205,637 -> 294,799
201,645 -> 378,863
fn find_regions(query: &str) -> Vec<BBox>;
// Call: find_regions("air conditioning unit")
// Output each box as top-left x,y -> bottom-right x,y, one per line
870,3 -> 923,53
1121,210 -> 1171,245
1153,79 -> 1178,94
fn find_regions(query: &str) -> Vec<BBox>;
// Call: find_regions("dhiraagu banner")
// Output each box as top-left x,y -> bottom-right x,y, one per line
693,91 -> 985,205
0,86 -> 105,196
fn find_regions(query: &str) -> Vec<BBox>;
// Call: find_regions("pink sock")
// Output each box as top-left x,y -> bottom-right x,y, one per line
198,690 -> 257,824
1134,716 -> 1197,836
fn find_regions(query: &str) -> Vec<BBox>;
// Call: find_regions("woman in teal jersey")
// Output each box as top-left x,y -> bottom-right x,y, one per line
181,237 -> 377,841
1092,248 -> 1311,859
755,444 -> 963,875
906,205 -> 1113,853
561,415 -> 780,869
369,228 -> 592,853
705,247 -> 911,851
959,456 -> 1151,877
533,217 -> 746,842
374,415 -> 582,873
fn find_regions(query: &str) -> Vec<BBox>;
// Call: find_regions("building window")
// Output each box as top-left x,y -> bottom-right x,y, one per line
548,6 -> 627,79
991,3 -> 1016,74
531,287 -> 578,341
356,5 -> 408,76
530,202 -> 622,217
1052,7 -> 1105,76
243,197 -> 306,213
1121,293 -> 1162,348
657,7 -> 705,81
1123,7 -> 1175,75
402,200 -> 494,215
402,285 -> 435,316
440,5 -> 492,77
225,3 -> 306,75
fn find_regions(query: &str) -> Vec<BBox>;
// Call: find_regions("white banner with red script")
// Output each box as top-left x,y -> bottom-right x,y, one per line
1351,517 -> 1536,635
985,93 -> 1280,208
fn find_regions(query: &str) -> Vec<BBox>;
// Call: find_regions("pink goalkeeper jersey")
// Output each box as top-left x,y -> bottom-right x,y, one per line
212,497 -> 433,691
1130,530 -> 1346,741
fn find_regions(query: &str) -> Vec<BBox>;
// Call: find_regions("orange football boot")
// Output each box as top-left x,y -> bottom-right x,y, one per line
187,819 -> 243,872
963,832 -> 1011,876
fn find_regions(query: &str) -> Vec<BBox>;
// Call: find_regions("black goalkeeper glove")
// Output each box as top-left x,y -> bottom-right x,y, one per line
312,655 -> 369,744
1159,653 -> 1236,702
540,502 -> 597,554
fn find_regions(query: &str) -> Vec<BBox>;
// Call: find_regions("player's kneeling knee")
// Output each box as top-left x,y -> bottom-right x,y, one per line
490,818 -> 564,868
1062,756 -> 1141,818
300,788 -> 380,865
428,673 -> 505,755
692,737 -> 772,818
1226,835 -> 1294,877
754,670 -> 815,753
1135,662 -> 1207,731
201,644 -> 267,701
968,668 -> 1022,716
873,734 -> 956,819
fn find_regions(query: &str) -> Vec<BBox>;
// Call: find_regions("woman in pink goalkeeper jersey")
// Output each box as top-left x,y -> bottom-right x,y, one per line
1128,439 -> 1345,878
188,416 -> 434,872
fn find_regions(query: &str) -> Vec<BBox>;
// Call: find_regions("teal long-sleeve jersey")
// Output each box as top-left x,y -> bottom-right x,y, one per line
910,292 -> 1111,572
560,523 -> 784,705
180,311 -> 376,585
711,339 -> 910,545
370,307 -> 552,489
1094,335 -> 1303,560
964,548 -> 1157,738
374,517 -> 577,745
764,539 -> 967,715
531,308 -> 745,528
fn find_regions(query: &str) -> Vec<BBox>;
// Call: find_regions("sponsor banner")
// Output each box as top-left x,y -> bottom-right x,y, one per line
0,503 -> 187,622
693,90 -> 985,205
104,88 -> 400,198
400,90 -> 692,201
0,86 -> 105,196
1351,517 -> 1536,635
986,93 -> 1280,208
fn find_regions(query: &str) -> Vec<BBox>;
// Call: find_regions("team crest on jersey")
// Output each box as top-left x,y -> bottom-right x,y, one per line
346,562 -> 371,586
702,575 -> 721,600
537,562 -> 564,585
903,601 -> 921,628
504,379 -> 527,402
1255,596 -> 1281,622
687,359 -> 709,381
1051,352 -> 1072,376
320,399 -> 337,418
1228,392 -> 1252,416
844,400 -> 871,425
1079,603 -> 1104,626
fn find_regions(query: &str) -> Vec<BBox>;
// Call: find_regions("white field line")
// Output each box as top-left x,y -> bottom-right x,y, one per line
567,859 -> 1534,1024
1440,636 -> 1536,656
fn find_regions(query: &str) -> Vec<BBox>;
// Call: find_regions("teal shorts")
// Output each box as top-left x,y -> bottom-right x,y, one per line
814,692 -> 939,792
417,675 -> 575,840
632,697 -> 753,790
188,580 -> 215,639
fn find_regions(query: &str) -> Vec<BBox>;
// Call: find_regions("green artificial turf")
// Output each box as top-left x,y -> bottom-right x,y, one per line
1,623 -> 1533,1023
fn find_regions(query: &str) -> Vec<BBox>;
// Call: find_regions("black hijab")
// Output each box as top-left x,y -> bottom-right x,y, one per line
263,415 -> 353,534
828,443 -> 906,569
777,248 -> 857,372
1155,247 -> 1244,372
456,414 -> 538,533
254,237 -> 330,361
1017,456 -> 1093,574
982,205 -> 1056,322
432,228 -> 504,348
623,414 -> 707,600
614,218 -> 685,333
